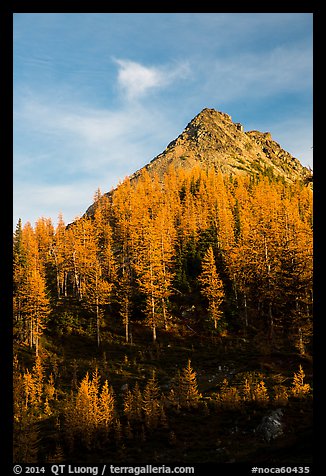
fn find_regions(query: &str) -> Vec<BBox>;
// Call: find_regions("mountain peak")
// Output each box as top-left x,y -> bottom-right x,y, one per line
132,107 -> 311,184
192,107 -> 233,123
167,108 -> 240,149
85,108 -> 312,217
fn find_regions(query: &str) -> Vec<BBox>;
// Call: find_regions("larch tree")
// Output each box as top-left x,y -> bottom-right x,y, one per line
84,258 -> 113,347
123,382 -> 143,422
198,246 -> 225,331
98,380 -> 116,435
134,214 -> 160,343
50,213 -> 69,298
178,359 -> 202,409
68,216 -> 97,300
13,219 -> 27,341
142,371 -> 161,429
87,196 -> 116,347
34,217 -> 54,267
213,172 -> 235,254
24,267 -> 50,357
222,176 -> 250,326
274,188 -> 313,353
134,209 -> 175,342
152,204 -> 176,331
130,174 -> 174,343
112,178 -> 138,342
117,267 -> 133,343
14,222 -> 50,355
250,180 -> 282,340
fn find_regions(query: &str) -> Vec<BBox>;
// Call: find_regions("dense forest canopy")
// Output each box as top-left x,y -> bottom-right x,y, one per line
13,165 -> 313,353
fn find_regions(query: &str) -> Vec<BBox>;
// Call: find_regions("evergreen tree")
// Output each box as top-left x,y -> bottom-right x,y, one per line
198,246 -> 225,330
117,266 -> 133,343
84,259 -> 113,347
216,378 -> 241,410
17,264 -> 50,356
51,213 -> 68,298
98,380 -> 115,433
179,359 -> 201,409
142,371 -> 161,429
64,370 -> 116,449
291,365 -> 311,399
13,220 -> 27,341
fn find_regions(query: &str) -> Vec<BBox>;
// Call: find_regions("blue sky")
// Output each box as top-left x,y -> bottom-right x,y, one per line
13,13 -> 313,228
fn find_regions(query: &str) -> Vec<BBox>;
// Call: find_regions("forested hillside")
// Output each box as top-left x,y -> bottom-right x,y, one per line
13,164 -> 313,465
14,165 -> 313,353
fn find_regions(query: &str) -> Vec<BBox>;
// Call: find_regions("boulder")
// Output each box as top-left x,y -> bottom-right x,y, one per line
256,408 -> 284,443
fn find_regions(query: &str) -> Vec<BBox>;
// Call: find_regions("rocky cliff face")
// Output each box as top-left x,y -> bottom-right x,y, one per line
85,108 -> 312,216
133,108 -> 312,184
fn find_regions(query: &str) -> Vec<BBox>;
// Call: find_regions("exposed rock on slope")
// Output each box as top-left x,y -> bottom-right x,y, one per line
85,108 -> 312,216
134,108 -> 312,183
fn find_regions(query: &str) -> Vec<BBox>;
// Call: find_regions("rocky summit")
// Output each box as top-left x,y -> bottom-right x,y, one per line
134,108 -> 312,184
86,108 -> 312,216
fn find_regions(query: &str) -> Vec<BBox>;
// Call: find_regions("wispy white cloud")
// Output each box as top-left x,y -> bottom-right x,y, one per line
15,94 -> 175,171
113,58 -> 190,101
13,13 -> 312,230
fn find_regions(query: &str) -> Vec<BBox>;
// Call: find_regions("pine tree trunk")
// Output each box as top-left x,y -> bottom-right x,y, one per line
152,293 -> 156,343
95,265 -> 100,347
64,271 -> 68,297
53,252 -> 61,298
72,251 -> 80,299
162,298 -> 168,330
35,315 -> 38,357
29,317 -> 33,350
96,295 -> 100,348
298,327 -> 305,355
150,259 -> 156,343
268,301 -> 274,341
244,293 -> 248,328
125,308 -> 129,344
264,236 -> 274,342
233,274 -> 239,309
125,292 -> 130,343
56,273 -> 61,299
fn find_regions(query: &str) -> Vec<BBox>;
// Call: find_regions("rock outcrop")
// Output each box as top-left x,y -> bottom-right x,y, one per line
255,408 -> 284,443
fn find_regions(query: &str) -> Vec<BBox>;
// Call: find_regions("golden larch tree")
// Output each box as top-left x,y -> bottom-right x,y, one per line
198,246 -> 225,330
